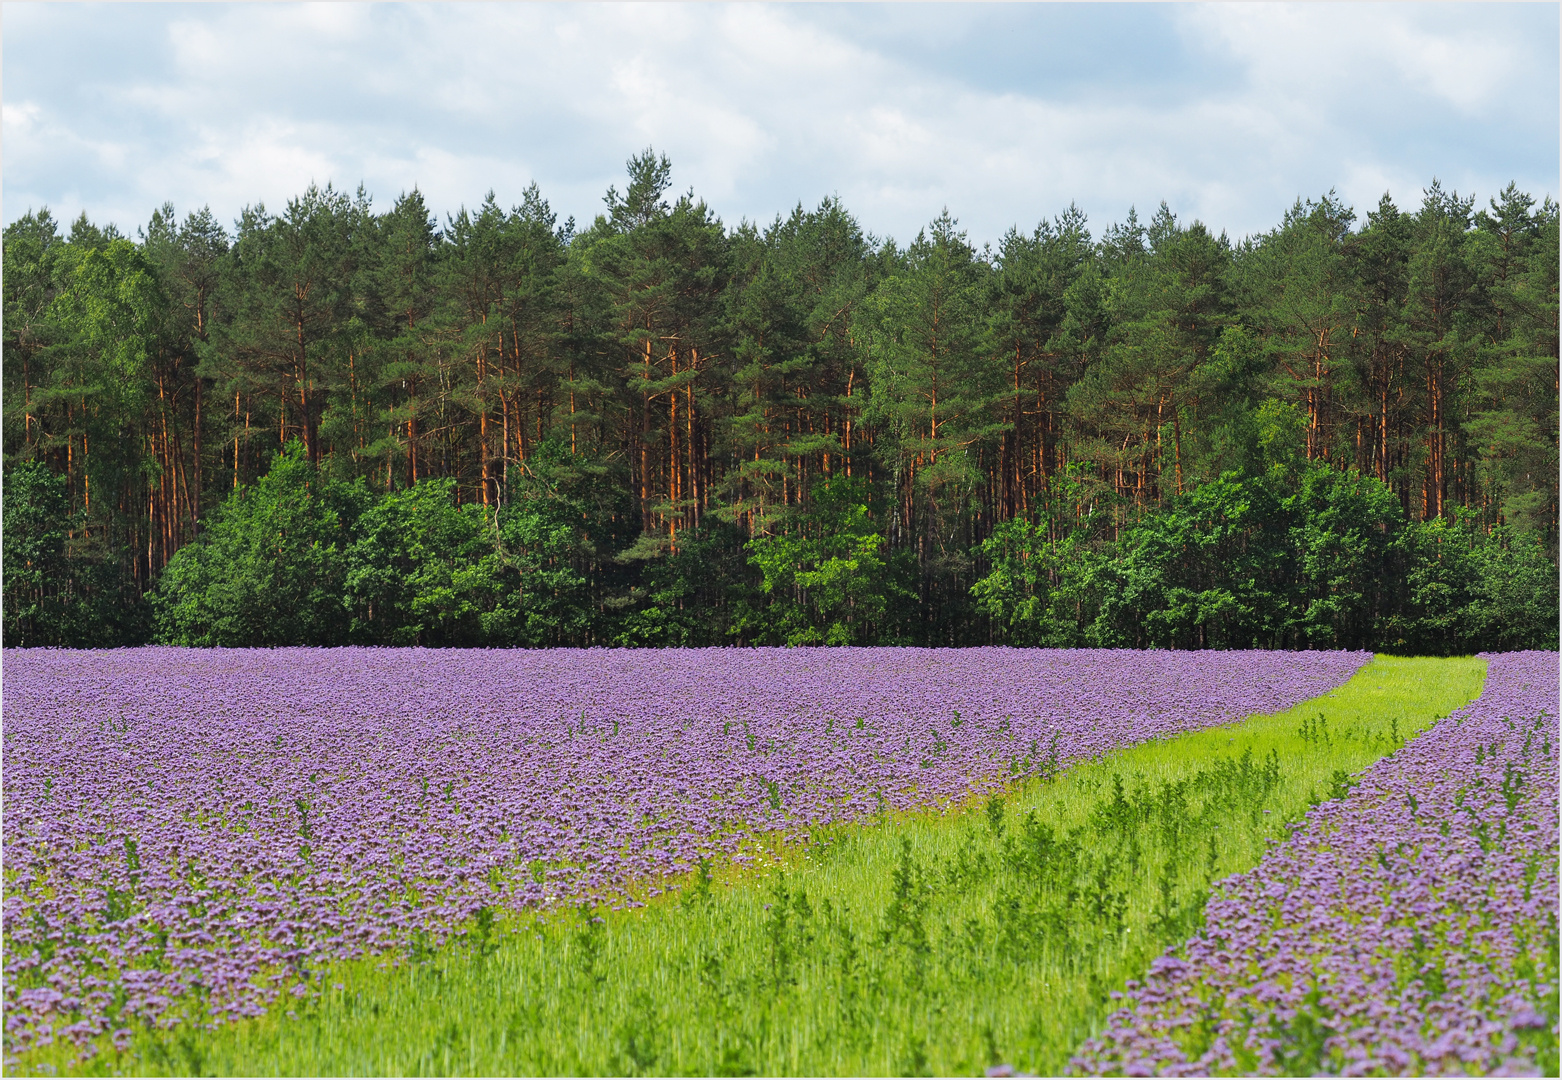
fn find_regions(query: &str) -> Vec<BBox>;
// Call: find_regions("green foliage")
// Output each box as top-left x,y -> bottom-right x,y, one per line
4,167 -> 1557,649
970,457 -> 1561,651
1,460 -> 75,644
151,442 -> 369,646
1285,464 -> 1403,646
2,460 -> 144,646
345,478 -> 496,646
1067,206 -> 1231,502
971,465 -> 1108,646
81,397 -> 1562,659
219,184 -> 373,466
862,213 -> 1000,486
58,657 -> 1484,1078
611,523 -> 750,648
723,196 -> 884,533
739,477 -> 906,645
1385,514 -> 1560,654
1090,472 -> 1291,648
47,237 -> 165,415
484,448 -> 602,648
1091,453 -> 1404,650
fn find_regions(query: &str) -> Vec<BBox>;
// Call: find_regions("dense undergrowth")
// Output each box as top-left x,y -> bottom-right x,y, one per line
13,656 -> 1486,1077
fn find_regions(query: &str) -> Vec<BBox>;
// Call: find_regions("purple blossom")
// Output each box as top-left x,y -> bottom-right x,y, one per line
1075,651 -> 1560,1077
2,646 -> 1366,1054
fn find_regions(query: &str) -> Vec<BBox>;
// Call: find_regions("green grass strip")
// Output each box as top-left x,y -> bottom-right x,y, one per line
36,656 -> 1485,1078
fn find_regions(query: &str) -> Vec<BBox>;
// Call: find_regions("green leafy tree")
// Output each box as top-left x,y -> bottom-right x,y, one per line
2,461 -> 74,644
1284,464 -> 1404,647
986,206 -> 1094,518
978,450 -> 1409,650
1402,181 -> 1479,522
583,149 -> 729,539
1089,473 -> 1290,649
344,478 -> 496,646
1386,514 -> 1559,653
151,442 -> 369,645
357,187 -> 444,488
471,437 -> 632,647
739,477 -> 905,645
2,460 -> 144,646
440,185 -> 568,504
860,212 -> 1002,642
722,197 -> 884,533
39,234 -> 169,595
484,472 -> 596,647
141,203 -> 229,534
863,212 -> 1000,542
1340,192 -> 1416,498
612,522 -> 751,647
970,465 -> 1108,646
3,210 -> 66,460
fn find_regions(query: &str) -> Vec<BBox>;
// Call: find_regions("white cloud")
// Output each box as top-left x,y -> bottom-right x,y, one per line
1182,3 -> 1522,116
3,2 -> 1555,246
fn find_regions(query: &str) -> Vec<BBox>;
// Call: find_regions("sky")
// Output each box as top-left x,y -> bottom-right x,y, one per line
4,2 -> 1558,249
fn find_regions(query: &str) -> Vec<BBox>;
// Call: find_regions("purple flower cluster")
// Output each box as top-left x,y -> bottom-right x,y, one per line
2,646 -> 1365,1056
1075,651 -> 1560,1077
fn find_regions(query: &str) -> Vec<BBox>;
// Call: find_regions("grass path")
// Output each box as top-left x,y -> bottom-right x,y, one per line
36,655 -> 1485,1077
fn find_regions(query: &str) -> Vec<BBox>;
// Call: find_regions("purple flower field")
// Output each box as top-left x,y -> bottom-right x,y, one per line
1075,651 -> 1560,1077
2,646 -> 1364,1056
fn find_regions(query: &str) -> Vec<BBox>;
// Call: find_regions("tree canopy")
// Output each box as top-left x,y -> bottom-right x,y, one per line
4,155 -> 1557,650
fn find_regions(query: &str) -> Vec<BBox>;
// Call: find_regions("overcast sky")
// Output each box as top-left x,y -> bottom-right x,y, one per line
4,2 -> 1558,248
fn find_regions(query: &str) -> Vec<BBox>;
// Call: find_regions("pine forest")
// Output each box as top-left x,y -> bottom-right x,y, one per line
3,151 -> 1557,651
